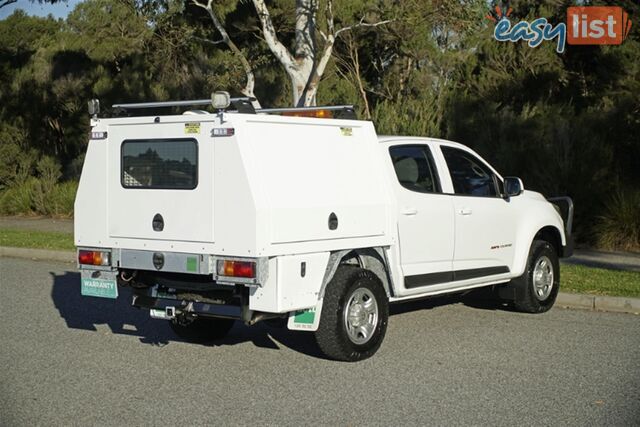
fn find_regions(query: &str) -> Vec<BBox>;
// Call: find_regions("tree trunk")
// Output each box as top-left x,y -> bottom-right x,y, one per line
251,0 -> 391,107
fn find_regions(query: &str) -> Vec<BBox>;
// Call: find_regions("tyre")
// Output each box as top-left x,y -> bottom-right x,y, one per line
315,266 -> 389,362
169,316 -> 235,343
513,240 -> 560,313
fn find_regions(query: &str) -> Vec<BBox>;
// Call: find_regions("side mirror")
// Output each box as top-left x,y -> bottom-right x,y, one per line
503,176 -> 524,198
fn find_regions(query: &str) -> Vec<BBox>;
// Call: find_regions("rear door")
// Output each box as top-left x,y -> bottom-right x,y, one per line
107,122 -> 214,243
388,143 -> 455,292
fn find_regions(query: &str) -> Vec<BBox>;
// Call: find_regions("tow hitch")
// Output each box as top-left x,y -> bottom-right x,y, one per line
132,286 -> 282,325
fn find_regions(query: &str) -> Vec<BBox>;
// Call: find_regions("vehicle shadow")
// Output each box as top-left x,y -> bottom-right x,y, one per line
50,271 -> 323,357
50,271 -> 514,359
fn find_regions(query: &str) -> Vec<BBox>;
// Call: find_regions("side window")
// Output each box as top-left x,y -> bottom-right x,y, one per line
441,146 -> 498,197
389,145 -> 441,193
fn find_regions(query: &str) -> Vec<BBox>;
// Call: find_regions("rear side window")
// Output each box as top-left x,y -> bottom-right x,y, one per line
121,139 -> 197,189
389,145 -> 441,193
441,146 -> 497,197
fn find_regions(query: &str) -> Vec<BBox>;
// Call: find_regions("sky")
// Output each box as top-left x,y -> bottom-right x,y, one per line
0,0 -> 84,20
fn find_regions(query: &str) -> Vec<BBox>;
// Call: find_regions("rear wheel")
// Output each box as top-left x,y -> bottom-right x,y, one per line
169,316 -> 235,343
513,240 -> 559,313
315,266 -> 389,362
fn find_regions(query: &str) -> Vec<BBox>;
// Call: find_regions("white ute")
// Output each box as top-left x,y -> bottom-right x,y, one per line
75,93 -> 573,361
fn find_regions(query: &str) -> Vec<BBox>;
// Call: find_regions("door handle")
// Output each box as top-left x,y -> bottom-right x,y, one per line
458,208 -> 473,215
401,208 -> 418,216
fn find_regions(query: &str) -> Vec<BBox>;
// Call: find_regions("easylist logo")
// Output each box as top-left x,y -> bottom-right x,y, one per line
489,5 -> 633,53
567,6 -> 633,45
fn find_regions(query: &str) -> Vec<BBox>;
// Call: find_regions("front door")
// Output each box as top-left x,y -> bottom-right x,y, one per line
389,144 -> 455,293
439,145 -> 517,280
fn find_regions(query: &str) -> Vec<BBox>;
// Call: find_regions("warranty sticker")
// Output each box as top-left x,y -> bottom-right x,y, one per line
185,122 -> 201,134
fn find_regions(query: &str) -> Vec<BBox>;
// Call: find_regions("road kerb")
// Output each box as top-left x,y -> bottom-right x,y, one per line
0,246 -> 75,263
594,295 -> 640,314
556,292 -> 640,315
556,292 -> 595,310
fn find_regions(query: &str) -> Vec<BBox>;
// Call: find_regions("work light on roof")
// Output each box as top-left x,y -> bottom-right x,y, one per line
88,99 -> 100,117
211,91 -> 231,110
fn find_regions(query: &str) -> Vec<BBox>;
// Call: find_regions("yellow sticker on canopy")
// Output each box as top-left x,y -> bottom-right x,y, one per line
185,122 -> 201,134
340,127 -> 353,136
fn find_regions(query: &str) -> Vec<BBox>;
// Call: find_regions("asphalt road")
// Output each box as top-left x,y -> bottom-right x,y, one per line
1,257 -> 639,426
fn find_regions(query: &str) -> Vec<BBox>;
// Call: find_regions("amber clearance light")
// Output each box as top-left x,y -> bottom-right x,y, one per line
282,110 -> 333,118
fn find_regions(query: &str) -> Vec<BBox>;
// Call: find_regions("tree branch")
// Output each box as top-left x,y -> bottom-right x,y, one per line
193,0 -> 260,105
325,0 -> 335,37
295,0 -> 317,59
0,0 -> 16,9
345,35 -> 370,119
192,35 -> 225,46
251,0 -> 297,73
334,18 -> 394,37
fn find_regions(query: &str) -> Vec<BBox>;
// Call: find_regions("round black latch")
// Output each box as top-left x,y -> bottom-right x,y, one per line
152,252 -> 165,270
328,212 -> 338,230
152,213 -> 164,231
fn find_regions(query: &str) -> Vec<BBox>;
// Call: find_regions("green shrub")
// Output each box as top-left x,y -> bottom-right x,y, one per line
0,179 -> 77,217
0,124 -> 36,189
0,142 -> 22,190
0,178 -> 38,215
594,189 -> 640,252
47,181 -> 78,217
32,156 -> 63,215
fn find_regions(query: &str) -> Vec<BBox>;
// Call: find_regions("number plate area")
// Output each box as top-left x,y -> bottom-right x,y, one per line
81,270 -> 118,299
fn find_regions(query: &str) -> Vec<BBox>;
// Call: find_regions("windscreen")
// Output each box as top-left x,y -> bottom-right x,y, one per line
121,139 -> 198,189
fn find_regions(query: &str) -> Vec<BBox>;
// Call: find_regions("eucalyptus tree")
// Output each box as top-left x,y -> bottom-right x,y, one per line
192,0 -> 391,106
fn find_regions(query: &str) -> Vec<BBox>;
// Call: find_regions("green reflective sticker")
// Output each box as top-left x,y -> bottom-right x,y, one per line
294,309 -> 315,324
81,278 -> 118,299
186,257 -> 197,272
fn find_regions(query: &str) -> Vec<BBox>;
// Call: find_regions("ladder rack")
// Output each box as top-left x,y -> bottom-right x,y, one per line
110,98 -> 357,119
112,97 -> 254,110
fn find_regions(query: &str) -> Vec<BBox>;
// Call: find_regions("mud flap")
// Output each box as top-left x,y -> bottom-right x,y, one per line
287,298 -> 323,331
497,283 -> 517,301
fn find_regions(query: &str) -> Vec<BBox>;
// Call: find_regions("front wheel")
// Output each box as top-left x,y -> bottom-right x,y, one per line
314,266 -> 389,362
513,240 -> 560,313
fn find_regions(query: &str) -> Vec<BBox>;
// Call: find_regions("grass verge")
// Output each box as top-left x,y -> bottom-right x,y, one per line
0,228 -> 74,251
561,264 -> 640,298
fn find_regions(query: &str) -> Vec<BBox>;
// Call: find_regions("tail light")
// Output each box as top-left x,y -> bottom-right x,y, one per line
217,260 -> 256,278
78,250 -> 111,266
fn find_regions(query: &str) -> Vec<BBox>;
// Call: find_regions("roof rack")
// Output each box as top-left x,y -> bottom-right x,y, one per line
112,97 -> 254,110
109,95 -> 357,119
